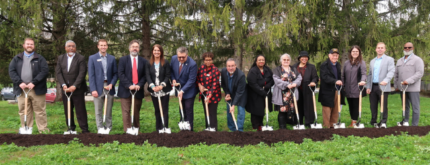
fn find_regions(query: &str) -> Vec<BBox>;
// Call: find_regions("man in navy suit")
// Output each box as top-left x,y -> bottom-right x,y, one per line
117,40 -> 147,132
88,39 -> 118,130
171,47 -> 198,131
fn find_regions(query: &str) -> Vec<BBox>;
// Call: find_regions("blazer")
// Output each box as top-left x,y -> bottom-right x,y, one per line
318,59 -> 345,107
145,59 -> 172,93
220,67 -> 247,107
366,54 -> 395,92
394,53 -> 424,92
170,55 -> 198,99
9,52 -> 49,95
117,55 -> 147,99
55,53 -> 87,94
88,52 -> 118,96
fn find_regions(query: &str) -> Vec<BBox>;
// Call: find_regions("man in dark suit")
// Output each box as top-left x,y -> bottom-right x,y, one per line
55,40 -> 89,133
220,58 -> 247,131
88,39 -> 118,130
117,40 -> 147,132
170,47 -> 198,131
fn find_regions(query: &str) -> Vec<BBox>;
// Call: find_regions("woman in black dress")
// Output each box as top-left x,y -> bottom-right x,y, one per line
245,55 -> 274,131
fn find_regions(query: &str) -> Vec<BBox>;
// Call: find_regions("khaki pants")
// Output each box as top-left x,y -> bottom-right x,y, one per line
18,90 -> 49,133
322,92 -> 339,128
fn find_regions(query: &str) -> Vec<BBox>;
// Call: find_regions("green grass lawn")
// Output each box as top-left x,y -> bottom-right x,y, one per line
1,94 -> 430,164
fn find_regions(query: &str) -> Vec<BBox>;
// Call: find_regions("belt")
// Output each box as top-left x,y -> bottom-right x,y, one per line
372,83 -> 379,85
104,80 -> 108,83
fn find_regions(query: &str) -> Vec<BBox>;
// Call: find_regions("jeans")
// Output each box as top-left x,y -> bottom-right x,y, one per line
226,104 -> 245,131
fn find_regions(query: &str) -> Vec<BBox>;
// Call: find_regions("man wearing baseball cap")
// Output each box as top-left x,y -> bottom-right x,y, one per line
318,48 -> 343,128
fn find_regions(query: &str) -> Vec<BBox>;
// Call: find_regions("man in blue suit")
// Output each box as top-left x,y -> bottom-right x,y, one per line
117,40 -> 147,132
171,47 -> 198,131
88,39 -> 118,131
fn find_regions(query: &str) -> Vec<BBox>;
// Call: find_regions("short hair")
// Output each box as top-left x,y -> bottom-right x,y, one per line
226,58 -> 236,65
279,53 -> 291,63
23,38 -> 34,44
129,39 -> 140,48
176,47 -> 188,55
376,42 -> 385,48
98,39 -> 108,45
65,40 -> 76,47
201,52 -> 214,60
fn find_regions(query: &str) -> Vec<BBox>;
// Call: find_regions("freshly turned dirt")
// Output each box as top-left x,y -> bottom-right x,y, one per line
1,126 -> 430,147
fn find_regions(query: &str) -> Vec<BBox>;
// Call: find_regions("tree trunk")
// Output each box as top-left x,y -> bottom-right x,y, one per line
141,1 -> 151,96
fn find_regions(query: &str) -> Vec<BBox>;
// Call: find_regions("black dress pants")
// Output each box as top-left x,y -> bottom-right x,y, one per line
201,101 -> 218,130
151,95 -> 170,130
369,84 -> 389,124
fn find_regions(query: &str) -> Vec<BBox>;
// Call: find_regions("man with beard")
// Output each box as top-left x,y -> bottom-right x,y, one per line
220,58 -> 247,131
56,40 -> 90,133
394,42 -> 424,126
117,40 -> 147,133
9,38 -> 50,133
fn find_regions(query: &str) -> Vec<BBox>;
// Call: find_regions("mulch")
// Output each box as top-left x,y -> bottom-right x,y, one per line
1,126 -> 430,147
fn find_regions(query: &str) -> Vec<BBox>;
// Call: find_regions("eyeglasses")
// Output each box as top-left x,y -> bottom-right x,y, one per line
178,56 -> 186,59
404,47 -> 413,49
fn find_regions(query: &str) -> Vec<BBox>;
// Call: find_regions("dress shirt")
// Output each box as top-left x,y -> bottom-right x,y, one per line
372,54 -> 384,83
100,53 -> 107,80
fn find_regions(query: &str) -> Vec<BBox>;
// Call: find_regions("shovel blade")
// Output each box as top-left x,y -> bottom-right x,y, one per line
333,123 -> 345,129
397,121 -> 409,126
178,121 -> 191,131
261,126 -> 273,131
97,128 -> 111,134
204,127 -> 216,132
126,127 -> 139,135
293,124 -> 306,130
310,123 -> 322,129
158,128 -> 172,134
64,130 -> 77,135
18,127 -> 33,135
353,123 -> 365,128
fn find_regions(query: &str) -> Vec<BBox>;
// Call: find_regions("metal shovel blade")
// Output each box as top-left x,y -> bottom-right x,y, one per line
397,121 -> 409,126
204,127 -> 216,132
310,123 -> 322,129
18,127 -> 33,135
97,127 -> 111,134
293,124 -> 306,130
374,123 -> 387,128
261,125 -> 273,131
333,123 -> 345,129
126,127 -> 139,135
159,127 -> 172,134
64,130 -> 77,135
178,121 -> 191,131
353,123 -> 365,128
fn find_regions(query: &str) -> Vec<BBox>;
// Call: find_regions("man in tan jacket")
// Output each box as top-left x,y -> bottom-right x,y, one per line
394,42 -> 424,126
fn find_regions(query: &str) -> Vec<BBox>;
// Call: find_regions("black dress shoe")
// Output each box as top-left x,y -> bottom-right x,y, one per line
81,130 -> 90,134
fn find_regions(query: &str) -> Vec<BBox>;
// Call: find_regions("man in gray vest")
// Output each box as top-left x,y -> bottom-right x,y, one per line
394,42 -> 424,126
9,38 -> 50,133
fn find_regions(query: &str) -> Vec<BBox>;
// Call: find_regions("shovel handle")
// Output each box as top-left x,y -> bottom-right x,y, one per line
68,98 -> 71,120
380,92 -> 384,113
337,91 -> 341,113
158,95 -> 164,118
103,93 -> 108,117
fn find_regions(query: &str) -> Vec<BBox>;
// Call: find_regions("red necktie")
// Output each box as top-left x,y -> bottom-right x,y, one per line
132,57 -> 138,84
179,63 -> 183,74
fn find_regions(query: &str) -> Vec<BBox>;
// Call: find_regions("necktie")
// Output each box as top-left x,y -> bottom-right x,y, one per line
179,63 -> 183,74
132,57 -> 138,84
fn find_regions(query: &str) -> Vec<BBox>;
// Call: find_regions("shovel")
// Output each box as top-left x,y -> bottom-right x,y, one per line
354,84 -> 365,128
226,101 -> 239,131
290,88 -> 305,130
19,88 -> 33,134
375,85 -> 388,128
308,86 -> 322,129
261,89 -> 273,131
333,85 -> 345,129
172,83 -> 191,130
98,87 -> 111,134
397,83 -> 409,126
202,89 -> 216,132
126,85 -> 139,135
157,92 -> 171,134
64,89 -> 77,135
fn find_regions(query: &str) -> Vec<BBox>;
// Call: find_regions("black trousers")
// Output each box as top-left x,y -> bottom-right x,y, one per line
62,91 -> 89,132
347,98 -> 359,120
251,114 -> 264,129
179,96 -> 196,131
369,84 -> 389,124
151,95 -> 170,130
297,89 -> 314,125
201,101 -> 218,130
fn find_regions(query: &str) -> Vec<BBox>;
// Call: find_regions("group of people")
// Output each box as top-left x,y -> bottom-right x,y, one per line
8,38 -> 424,134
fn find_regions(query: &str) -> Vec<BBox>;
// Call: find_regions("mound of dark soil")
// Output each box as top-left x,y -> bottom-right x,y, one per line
1,126 -> 429,147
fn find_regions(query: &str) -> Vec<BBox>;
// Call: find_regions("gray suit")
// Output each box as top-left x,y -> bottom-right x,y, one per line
366,54 -> 395,124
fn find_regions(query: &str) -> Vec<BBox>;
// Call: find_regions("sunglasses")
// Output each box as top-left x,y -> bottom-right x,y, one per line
404,47 -> 413,49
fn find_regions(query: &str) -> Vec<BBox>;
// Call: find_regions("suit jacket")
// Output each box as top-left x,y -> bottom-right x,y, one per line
55,53 -> 87,94
170,55 -> 198,99
394,53 -> 424,92
145,59 -> 172,93
220,67 -> 247,107
88,52 -> 118,96
318,59 -> 345,107
117,55 -> 147,99
366,54 -> 395,92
